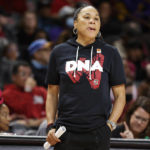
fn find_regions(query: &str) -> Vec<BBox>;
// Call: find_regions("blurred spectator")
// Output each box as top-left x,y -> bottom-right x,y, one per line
122,21 -> 142,43
105,36 -> 126,59
16,11 -> 39,62
50,0 -> 89,16
2,42 -> 19,61
37,0 -> 63,42
141,33 -> 150,57
0,42 -> 19,89
97,0 -> 122,38
0,8 -> 16,42
138,63 -> 150,97
28,39 -> 52,88
114,0 -> 150,31
3,61 -> 46,134
0,0 -> 26,14
0,37 -> 8,58
125,39 -> 149,82
111,58 -> 137,122
0,90 -> 10,133
34,29 -> 50,40
112,96 -> 150,139
123,59 -> 137,97
38,2 -> 75,42
113,0 -> 129,22
55,29 -> 73,45
121,0 -> 150,20
58,5 -> 74,18
58,5 -> 74,28
121,59 -> 137,120
37,0 -> 52,18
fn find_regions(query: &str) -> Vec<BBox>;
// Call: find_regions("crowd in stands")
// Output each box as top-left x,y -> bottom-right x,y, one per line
0,0 -> 150,138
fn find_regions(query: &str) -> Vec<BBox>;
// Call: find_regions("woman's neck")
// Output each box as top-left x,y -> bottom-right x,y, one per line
76,36 -> 95,46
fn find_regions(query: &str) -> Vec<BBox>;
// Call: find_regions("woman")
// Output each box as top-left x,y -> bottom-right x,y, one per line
112,96 -> 150,139
45,5 -> 126,150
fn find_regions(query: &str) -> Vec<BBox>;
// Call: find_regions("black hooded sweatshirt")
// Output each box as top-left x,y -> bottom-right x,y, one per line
46,38 -> 126,132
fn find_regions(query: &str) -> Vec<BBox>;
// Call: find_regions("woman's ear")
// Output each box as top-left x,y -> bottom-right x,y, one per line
74,20 -> 77,29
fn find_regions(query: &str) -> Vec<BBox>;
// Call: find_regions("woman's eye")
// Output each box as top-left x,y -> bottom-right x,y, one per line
84,16 -> 89,19
95,18 -> 99,21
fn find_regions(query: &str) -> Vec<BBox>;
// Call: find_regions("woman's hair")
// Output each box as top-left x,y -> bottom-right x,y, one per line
125,96 -> 150,138
73,4 -> 99,21
73,4 -> 89,21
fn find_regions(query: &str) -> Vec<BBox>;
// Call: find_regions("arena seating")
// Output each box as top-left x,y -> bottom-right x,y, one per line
0,135 -> 150,150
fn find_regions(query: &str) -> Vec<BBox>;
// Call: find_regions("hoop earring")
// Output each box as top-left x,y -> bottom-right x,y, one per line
73,28 -> 77,35
97,32 -> 101,38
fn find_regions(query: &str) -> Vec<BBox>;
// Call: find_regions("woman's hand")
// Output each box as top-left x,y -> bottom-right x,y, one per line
120,122 -> 134,139
0,120 -> 9,131
46,128 -> 61,146
107,122 -> 113,131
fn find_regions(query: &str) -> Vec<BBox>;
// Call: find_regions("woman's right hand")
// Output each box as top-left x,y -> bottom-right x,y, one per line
46,128 -> 61,146
120,122 -> 134,139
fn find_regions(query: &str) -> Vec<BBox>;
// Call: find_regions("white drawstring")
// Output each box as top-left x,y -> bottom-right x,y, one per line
73,46 -> 93,80
74,46 -> 79,78
89,46 -> 93,80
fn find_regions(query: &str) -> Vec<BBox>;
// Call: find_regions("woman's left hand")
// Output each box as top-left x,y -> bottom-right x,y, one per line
107,122 -> 113,131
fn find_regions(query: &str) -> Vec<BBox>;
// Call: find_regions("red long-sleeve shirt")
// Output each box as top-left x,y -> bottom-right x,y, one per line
3,84 -> 47,119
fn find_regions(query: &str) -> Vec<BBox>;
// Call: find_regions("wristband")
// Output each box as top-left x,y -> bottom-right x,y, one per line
46,123 -> 56,133
107,120 -> 117,130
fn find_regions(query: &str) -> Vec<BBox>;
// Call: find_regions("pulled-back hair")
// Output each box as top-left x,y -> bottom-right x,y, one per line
73,4 -> 99,21
73,4 -> 89,21
126,96 -> 150,138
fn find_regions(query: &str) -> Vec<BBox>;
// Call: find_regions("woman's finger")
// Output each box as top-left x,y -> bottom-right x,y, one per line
46,129 -> 61,146
51,132 -> 61,142
124,121 -> 130,131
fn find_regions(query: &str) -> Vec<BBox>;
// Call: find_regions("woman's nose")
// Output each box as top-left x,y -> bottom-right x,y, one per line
137,118 -> 143,124
89,19 -> 95,24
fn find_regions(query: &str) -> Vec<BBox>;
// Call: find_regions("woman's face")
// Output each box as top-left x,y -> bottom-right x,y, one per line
130,107 -> 150,135
74,6 -> 100,40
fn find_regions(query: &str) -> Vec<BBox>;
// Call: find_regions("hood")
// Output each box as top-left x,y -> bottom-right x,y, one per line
66,37 -> 105,48
66,37 -> 106,80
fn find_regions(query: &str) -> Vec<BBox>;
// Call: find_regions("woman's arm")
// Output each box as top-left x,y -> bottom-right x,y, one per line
107,84 -> 126,130
46,84 -> 61,146
46,84 -> 59,125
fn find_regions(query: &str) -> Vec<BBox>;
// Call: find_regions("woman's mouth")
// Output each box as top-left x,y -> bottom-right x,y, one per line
87,27 -> 96,31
